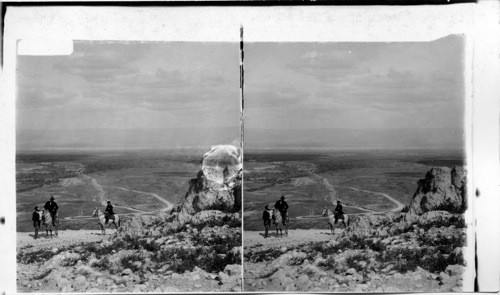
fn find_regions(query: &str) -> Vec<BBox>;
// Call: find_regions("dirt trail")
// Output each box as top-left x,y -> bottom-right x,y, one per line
244,229 -> 337,249
90,177 -> 106,205
340,186 -> 405,213
315,173 -> 403,214
86,176 -> 173,214
17,229 -> 117,252
109,186 -> 174,211
316,175 -> 378,214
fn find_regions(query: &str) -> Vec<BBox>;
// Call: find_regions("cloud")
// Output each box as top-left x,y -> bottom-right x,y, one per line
288,49 -> 371,82
245,85 -> 306,109
17,84 -> 78,109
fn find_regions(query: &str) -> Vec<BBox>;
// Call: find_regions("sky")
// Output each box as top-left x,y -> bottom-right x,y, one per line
245,35 -> 465,150
16,42 -> 241,150
17,37 -> 465,151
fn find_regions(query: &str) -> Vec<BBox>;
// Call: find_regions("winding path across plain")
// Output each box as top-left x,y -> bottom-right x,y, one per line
339,186 -> 405,213
317,174 -> 404,214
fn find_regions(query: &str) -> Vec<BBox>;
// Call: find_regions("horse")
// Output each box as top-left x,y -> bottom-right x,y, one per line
43,210 -> 59,238
92,208 -> 120,235
322,207 -> 349,234
272,209 -> 288,237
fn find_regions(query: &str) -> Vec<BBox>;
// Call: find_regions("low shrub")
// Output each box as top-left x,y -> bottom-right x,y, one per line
18,248 -> 62,264
378,247 -> 422,273
317,256 -> 339,271
345,253 -> 370,272
91,256 -> 111,270
120,253 -> 143,272
248,248 -> 283,263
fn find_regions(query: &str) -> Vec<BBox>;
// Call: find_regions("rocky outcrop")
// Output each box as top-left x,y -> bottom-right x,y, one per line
404,166 -> 466,215
170,145 -> 242,217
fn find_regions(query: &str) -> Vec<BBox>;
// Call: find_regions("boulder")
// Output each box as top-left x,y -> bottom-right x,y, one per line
224,264 -> 242,277
445,264 -> 464,277
405,166 -> 466,215
296,274 -> 312,290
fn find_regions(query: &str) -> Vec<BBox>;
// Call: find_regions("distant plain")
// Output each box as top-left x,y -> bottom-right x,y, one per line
16,150 -> 204,232
243,149 -> 465,231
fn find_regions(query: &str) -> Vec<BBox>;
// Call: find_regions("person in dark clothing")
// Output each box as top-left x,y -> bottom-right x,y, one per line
262,205 -> 273,238
32,206 -> 42,239
334,200 -> 344,224
105,201 -> 115,224
274,195 -> 289,225
44,196 -> 59,226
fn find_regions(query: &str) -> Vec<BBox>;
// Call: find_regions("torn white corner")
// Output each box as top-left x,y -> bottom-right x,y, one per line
17,39 -> 73,56
202,145 -> 242,185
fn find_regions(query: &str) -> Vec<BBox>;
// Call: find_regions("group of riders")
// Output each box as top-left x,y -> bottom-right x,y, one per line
262,195 -> 345,238
31,196 -> 116,239
32,194 -> 345,239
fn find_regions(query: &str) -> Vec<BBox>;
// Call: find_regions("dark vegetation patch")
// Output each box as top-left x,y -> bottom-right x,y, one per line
419,215 -> 466,231
415,158 -> 465,168
192,232 -> 241,254
245,247 -> 285,263
152,246 -> 237,274
16,164 -> 81,192
91,256 -> 111,270
378,247 -> 422,273
120,253 -> 143,272
82,159 -> 138,174
317,256 -> 339,271
384,172 -> 424,178
17,247 -> 66,264
16,153 -> 93,164
345,252 -> 370,272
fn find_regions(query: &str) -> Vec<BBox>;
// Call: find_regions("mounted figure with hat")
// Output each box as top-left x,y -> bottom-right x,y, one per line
104,201 -> 115,224
43,196 -> 59,226
334,200 -> 344,224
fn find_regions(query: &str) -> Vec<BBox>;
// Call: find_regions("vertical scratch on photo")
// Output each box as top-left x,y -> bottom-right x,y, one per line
239,24 -> 245,290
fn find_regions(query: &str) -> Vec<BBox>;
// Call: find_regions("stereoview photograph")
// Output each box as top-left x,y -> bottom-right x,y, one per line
243,36 -> 468,292
16,41 -> 242,292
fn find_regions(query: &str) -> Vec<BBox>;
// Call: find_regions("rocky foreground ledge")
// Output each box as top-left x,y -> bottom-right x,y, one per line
244,166 -> 467,292
17,145 -> 243,292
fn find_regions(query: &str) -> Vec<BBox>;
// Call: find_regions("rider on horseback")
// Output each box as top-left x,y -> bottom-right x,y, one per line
104,201 -> 115,224
274,195 -> 289,225
44,196 -> 59,226
334,200 -> 344,224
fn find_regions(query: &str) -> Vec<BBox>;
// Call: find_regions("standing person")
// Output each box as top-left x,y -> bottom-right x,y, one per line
105,201 -> 115,224
32,206 -> 42,239
274,195 -> 289,225
262,205 -> 273,238
44,196 -> 59,226
334,200 -> 344,224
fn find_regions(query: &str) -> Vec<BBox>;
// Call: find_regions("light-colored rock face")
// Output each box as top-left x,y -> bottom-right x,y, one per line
406,166 -> 466,215
202,145 -> 242,184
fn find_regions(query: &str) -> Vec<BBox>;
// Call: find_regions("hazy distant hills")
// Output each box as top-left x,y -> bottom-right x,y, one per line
17,127 -> 240,150
246,128 -> 464,150
17,127 -> 463,151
